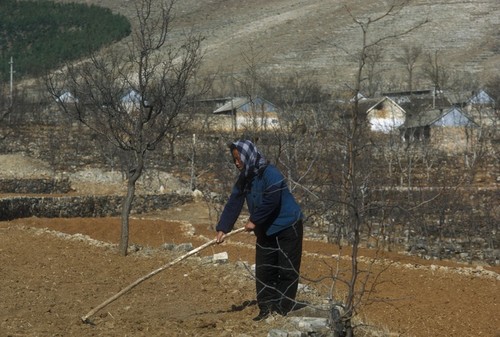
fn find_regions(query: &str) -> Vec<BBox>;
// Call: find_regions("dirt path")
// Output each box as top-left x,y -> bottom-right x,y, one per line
1,200 -> 499,337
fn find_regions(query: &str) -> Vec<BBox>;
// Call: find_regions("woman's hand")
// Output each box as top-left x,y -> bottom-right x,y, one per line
244,220 -> 256,232
216,231 -> 225,243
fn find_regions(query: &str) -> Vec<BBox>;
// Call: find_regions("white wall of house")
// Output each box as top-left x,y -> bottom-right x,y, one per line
236,113 -> 279,130
367,97 -> 406,133
370,117 -> 405,133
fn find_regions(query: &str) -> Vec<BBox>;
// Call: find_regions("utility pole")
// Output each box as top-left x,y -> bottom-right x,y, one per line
9,56 -> 14,107
190,133 -> 196,191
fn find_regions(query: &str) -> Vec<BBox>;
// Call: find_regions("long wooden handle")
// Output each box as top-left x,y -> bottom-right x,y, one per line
81,227 -> 245,323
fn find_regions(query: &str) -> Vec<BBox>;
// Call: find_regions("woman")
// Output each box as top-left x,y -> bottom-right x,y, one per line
216,139 -> 303,321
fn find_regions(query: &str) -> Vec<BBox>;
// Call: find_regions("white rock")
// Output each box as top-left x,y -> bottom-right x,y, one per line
213,251 -> 229,264
192,189 -> 203,198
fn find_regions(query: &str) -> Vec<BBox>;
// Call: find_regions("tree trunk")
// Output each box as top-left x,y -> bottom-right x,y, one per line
119,154 -> 144,256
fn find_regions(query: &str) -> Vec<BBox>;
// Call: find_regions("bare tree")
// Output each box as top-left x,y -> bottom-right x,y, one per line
232,44 -> 271,135
238,44 -> 265,101
445,71 -> 490,180
261,72 -> 330,189
395,44 -> 422,94
327,2 -> 428,336
47,0 -> 204,256
363,45 -> 383,97
485,75 -> 500,107
422,50 -> 450,96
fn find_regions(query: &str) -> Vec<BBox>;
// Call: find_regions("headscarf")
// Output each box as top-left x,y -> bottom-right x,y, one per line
230,140 -> 268,186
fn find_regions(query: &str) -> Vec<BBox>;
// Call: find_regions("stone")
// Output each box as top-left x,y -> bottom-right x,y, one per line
213,251 -> 229,264
267,329 -> 289,337
288,317 -> 329,332
192,189 -> 203,198
162,243 -> 177,251
175,243 -> 194,252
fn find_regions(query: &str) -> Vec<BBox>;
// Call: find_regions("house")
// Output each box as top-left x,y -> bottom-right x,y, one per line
383,89 -> 451,114
193,97 -> 234,112
212,96 -> 279,131
213,96 -> 277,115
366,96 -> 406,133
55,91 -> 78,103
400,106 -> 478,150
383,89 -> 435,104
467,89 -> 495,106
121,89 -> 142,103
349,92 -> 367,102
464,90 -> 497,127
120,89 -> 150,111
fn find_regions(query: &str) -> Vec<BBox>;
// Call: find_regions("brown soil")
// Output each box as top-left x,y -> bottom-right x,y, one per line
1,200 -> 499,337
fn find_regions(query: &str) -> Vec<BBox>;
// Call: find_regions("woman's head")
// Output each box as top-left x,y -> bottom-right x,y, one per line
229,140 -> 267,178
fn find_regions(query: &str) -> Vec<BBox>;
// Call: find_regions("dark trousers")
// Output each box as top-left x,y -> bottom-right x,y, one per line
255,220 -> 303,314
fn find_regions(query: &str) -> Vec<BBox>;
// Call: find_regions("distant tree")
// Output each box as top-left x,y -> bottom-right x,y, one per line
485,75 -> 500,107
238,44 -> 265,101
444,71 -> 489,181
395,44 -> 422,94
363,45 -> 383,97
483,76 -> 499,163
229,44 -> 270,135
261,72 -> 330,186
47,0 -> 204,256
422,50 -> 450,94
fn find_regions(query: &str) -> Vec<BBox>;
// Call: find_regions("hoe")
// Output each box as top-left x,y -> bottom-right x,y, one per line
81,227 -> 245,324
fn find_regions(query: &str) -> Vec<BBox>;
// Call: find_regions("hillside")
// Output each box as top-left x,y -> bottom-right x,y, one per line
58,0 -> 500,90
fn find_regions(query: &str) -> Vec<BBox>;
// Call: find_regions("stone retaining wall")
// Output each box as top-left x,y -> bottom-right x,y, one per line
0,178 -> 72,194
0,193 -> 192,221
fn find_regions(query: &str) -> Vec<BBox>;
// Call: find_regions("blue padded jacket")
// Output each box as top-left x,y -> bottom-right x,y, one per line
216,164 -> 302,236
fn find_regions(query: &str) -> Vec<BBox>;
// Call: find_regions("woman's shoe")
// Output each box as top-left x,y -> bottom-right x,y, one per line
252,308 -> 271,321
